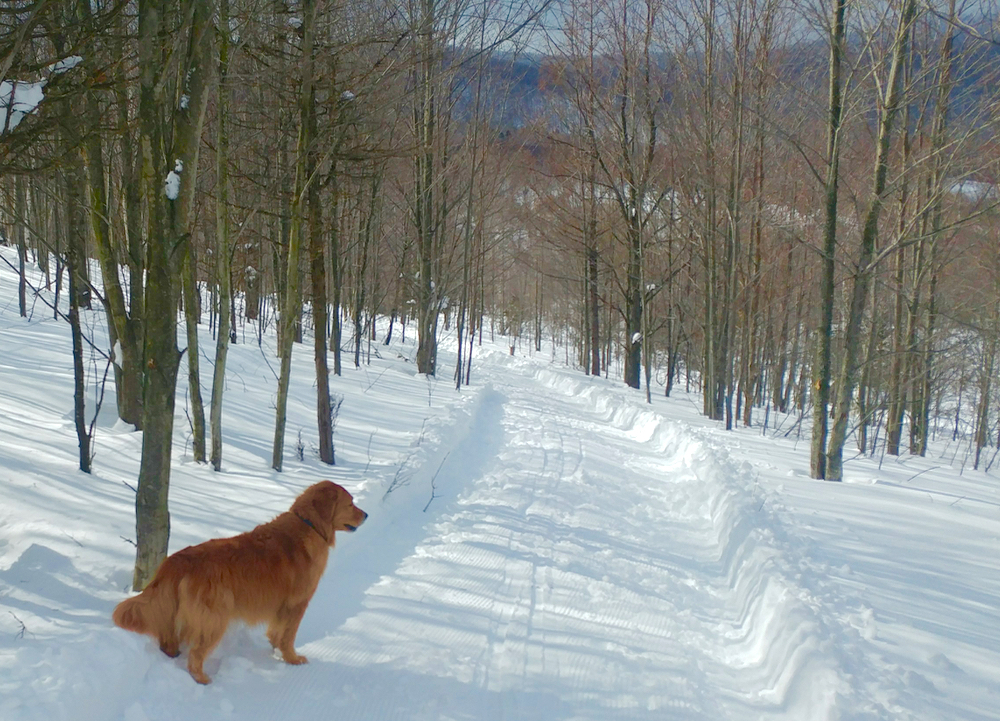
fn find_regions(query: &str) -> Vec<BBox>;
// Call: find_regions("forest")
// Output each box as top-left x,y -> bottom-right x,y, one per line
2,0 -> 999,590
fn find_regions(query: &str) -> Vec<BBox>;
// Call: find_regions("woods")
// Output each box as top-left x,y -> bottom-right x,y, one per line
3,0 -> 1000,589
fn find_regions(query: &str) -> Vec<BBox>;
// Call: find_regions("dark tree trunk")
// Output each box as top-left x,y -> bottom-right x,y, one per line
15,175 -> 27,318
66,151 -> 91,473
182,248 -> 206,463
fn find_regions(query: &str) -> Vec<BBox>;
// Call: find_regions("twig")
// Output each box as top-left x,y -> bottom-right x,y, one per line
363,366 -> 392,393
364,430 -> 376,474
383,448 -> 418,500
904,466 -> 939,484
120,536 -> 137,547
9,611 -> 27,640
423,452 -> 450,513
122,480 -> 137,493
86,354 -> 115,466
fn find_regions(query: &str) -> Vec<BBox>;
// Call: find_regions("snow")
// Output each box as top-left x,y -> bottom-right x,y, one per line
1,246 -> 999,720
165,160 -> 184,201
950,180 -> 997,200
48,56 -> 83,75
0,80 -> 46,133
341,90 -> 356,102
164,173 -> 180,200
180,94 -> 189,110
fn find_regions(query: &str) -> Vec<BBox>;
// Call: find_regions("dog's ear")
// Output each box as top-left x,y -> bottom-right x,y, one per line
291,482 -> 338,541
311,483 -> 339,537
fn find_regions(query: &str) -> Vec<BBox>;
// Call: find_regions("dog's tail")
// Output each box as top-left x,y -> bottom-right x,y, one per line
112,574 -> 179,642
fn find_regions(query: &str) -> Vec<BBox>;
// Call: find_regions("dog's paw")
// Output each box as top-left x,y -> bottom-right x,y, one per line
190,670 -> 212,685
159,643 -> 181,658
283,653 -> 308,665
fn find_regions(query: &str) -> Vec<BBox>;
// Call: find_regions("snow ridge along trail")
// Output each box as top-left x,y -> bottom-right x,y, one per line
282,352 -> 895,721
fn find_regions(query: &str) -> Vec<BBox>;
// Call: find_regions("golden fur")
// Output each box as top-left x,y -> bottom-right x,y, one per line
112,480 -> 367,684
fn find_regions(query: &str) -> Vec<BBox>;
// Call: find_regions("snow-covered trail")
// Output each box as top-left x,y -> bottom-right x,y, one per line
193,352 -> 889,721
0,337 -> 896,721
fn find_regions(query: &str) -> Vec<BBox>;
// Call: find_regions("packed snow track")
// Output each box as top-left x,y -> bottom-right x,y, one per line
1,346 -> 901,721
229,355 -> 888,721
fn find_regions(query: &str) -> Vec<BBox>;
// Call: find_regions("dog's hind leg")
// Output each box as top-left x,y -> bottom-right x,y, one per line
267,602 -> 309,665
159,632 -> 181,658
186,621 -> 226,685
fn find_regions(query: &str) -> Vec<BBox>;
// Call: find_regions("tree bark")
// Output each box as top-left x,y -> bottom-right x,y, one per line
182,246 -> 206,462
272,0 -> 316,471
810,0 -> 847,479
133,0 -> 213,590
15,175 -> 26,317
414,0 -> 439,376
310,126 -> 333,465
210,0 -> 232,472
826,0 -> 918,481
66,144 -> 91,473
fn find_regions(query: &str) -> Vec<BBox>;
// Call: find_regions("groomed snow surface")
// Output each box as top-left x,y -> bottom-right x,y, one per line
1,247 -> 998,721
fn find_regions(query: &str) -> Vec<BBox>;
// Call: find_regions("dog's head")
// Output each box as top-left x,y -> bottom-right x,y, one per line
292,481 -> 368,543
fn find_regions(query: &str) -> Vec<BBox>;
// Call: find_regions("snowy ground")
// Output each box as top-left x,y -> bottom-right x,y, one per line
1,247 -> 998,721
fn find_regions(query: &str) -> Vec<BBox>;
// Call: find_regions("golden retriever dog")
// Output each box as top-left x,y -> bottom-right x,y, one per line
112,480 -> 367,684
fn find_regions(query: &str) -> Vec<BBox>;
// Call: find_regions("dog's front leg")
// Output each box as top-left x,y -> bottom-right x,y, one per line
267,602 -> 310,665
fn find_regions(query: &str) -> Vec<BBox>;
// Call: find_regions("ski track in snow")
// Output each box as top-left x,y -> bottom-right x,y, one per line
2,250 -> 998,720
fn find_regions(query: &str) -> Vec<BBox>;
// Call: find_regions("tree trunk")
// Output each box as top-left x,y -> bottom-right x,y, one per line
973,314 -> 996,470
210,0 -> 232,472
85,1 -> 145,429
911,4 -> 954,456
182,247 -> 206,463
826,0 -> 918,481
66,146 -> 91,473
810,0 -> 846,479
272,0 -> 316,471
310,143 -> 333,466
132,0 -> 213,590
15,175 -> 27,317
